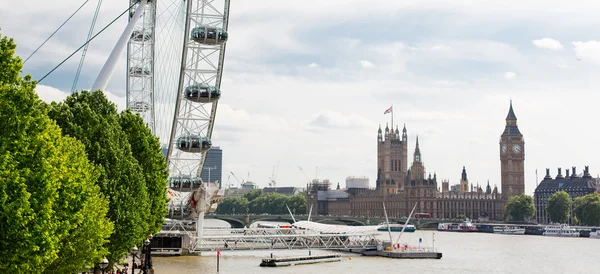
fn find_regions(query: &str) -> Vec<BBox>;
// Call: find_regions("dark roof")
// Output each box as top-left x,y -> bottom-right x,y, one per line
535,177 -> 600,193
502,125 -> 522,136
506,101 -> 517,120
263,187 -> 300,196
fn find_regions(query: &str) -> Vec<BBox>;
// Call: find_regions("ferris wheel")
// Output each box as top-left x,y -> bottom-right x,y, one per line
125,0 -> 231,229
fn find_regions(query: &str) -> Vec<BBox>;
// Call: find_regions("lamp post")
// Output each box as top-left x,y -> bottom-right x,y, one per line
142,235 -> 153,273
147,235 -> 153,269
131,245 -> 139,274
203,166 -> 217,185
232,207 -> 236,215
99,257 -> 109,274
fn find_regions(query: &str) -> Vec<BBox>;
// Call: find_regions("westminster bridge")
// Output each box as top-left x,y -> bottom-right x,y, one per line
203,214 -> 453,229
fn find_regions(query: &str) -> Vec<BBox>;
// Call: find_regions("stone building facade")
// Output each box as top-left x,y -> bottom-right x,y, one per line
308,102 -> 523,221
534,167 -> 600,224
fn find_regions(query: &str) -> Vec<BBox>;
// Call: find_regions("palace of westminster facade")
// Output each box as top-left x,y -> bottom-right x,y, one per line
308,102 -> 525,221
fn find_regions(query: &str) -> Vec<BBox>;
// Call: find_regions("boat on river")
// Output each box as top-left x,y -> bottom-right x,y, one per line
493,226 -> 525,235
377,223 -> 416,232
259,254 -> 342,267
590,230 -> 600,239
438,219 -> 478,232
542,224 -> 579,237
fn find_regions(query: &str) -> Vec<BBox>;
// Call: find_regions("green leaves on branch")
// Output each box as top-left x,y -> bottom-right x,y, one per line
546,190 -> 572,224
119,110 -> 169,233
47,90 -> 156,265
217,189 -> 307,215
573,192 -> 600,226
0,31 -> 112,273
505,194 -> 535,222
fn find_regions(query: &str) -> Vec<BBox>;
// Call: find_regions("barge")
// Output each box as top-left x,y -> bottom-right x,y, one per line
260,254 -> 342,267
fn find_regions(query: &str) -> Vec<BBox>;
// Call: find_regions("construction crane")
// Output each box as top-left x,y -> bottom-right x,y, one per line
230,172 -> 243,188
269,161 -> 280,187
297,165 -> 313,186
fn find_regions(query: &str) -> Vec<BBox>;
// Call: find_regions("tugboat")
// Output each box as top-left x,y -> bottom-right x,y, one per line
437,219 -> 478,232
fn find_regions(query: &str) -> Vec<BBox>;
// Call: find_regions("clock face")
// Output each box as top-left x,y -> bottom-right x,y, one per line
513,144 -> 521,153
501,144 -> 507,154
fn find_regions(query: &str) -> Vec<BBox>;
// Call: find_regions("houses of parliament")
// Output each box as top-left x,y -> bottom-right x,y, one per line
308,102 -> 525,221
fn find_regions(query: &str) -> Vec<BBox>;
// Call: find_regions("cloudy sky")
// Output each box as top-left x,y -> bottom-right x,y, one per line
2,0 -> 600,195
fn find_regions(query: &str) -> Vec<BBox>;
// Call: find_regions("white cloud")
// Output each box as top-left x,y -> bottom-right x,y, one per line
309,111 -> 373,130
573,41 -> 600,64
504,71 -> 516,80
359,60 -> 375,68
533,38 -> 564,50
5,0 -> 600,197
35,85 -> 126,111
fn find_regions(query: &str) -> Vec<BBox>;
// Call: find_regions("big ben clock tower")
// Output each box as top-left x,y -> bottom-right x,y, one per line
500,101 -> 525,198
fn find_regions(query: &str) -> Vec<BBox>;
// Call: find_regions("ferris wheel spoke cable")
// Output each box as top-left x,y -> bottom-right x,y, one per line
38,1 -> 138,84
72,0 -> 104,92
23,0 -> 91,65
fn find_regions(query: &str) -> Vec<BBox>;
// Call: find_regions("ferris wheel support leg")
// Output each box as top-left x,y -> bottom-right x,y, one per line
91,0 -> 148,92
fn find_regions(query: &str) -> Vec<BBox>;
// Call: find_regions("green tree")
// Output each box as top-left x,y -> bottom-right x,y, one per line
119,110 -> 168,233
547,190 -> 572,224
216,196 -> 249,214
47,90 -> 151,264
573,192 -> 600,226
289,194 -> 307,214
243,189 -> 263,202
505,194 -> 535,222
0,31 -> 112,272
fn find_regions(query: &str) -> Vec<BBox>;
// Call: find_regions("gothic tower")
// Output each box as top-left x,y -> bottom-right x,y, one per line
376,123 -> 408,195
500,101 -> 525,198
460,166 -> 469,192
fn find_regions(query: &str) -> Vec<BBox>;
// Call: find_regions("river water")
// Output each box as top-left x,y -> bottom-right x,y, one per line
152,222 -> 599,274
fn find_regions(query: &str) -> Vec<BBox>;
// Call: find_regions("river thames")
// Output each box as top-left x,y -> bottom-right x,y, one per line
152,228 -> 599,273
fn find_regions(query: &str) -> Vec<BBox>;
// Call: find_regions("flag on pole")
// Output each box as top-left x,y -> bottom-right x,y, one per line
384,106 -> 393,114
217,249 -> 221,256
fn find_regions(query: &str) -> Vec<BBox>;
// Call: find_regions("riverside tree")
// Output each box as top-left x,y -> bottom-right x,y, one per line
573,192 -> 600,226
218,190 -> 307,215
119,110 -> 169,233
47,90 -> 151,264
0,31 -> 113,272
504,194 -> 535,222
546,190 -> 572,224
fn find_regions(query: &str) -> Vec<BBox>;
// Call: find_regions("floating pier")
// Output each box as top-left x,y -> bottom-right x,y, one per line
362,250 -> 442,259
259,254 -> 342,267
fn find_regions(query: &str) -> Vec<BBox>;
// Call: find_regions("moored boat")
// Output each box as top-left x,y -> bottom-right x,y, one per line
542,224 -> 579,237
378,223 -> 417,232
589,230 -> 600,239
493,226 -> 525,235
260,254 -> 342,267
438,219 -> 478,232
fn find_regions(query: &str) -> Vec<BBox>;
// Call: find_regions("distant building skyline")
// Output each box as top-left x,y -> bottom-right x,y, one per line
201,146 -> 223,187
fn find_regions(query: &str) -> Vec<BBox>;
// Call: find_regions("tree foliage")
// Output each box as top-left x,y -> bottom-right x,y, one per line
573,192 -> 600,226
119,110 -> 168,233
216,196 -> 249,214
47,90 -> 151,264
219,191 -> 306,215
505,194 -> 535,222
0,31 -> 112,273
547,190 -> 572,224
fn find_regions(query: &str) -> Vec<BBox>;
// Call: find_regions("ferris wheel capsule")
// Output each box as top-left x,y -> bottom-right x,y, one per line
176,134 -> 212,153
191,25 -> 228,45
184,83 -> 221,103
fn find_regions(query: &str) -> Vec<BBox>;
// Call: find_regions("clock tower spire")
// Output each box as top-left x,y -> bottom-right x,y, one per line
500,100 -> 525,199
